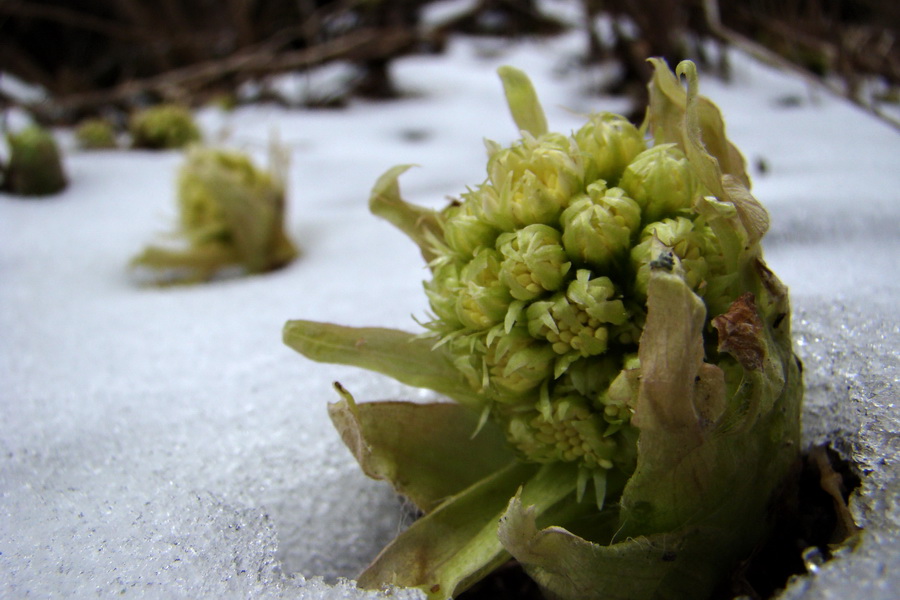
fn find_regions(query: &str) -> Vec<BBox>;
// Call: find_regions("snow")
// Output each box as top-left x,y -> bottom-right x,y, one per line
2,24 -> 898,600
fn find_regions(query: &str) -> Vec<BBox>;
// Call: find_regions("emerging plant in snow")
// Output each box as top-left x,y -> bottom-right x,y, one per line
129,104 -> 201,149
75,118 -> 118,150
284,60 -> 802,600
1,124 -> 68,196
132,145 -> 298,284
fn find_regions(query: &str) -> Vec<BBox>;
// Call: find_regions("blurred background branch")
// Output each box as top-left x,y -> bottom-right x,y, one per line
1,0 -> 897,128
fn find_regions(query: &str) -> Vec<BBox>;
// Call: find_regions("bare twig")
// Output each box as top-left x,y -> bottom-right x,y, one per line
26,27 -> 416,119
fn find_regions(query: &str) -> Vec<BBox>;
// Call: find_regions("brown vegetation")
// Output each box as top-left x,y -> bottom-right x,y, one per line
1,0 -> 897,128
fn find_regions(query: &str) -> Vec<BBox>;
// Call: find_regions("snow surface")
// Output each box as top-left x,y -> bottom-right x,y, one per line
2,25 -> 899,600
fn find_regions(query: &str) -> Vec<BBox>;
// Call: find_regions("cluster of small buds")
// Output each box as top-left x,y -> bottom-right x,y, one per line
619,144 -> 697,224
423,108 -> 736,478
505,398 -> 617,469
525,270 -> 627,363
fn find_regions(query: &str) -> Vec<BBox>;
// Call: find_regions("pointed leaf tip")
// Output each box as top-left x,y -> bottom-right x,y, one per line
497,66 -> 548,137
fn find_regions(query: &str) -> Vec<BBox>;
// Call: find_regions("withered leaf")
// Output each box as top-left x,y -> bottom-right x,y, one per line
712,292 -> 765,370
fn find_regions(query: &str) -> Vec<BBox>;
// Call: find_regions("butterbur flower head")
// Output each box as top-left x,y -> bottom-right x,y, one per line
424,260 -> 464,331
526,270 -> 628,367
284,60 -> 803,600
483,327 -> 557,398
505,396 -> 618,468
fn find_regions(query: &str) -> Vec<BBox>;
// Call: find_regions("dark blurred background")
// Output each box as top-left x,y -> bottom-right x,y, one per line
1,0 -> 897,125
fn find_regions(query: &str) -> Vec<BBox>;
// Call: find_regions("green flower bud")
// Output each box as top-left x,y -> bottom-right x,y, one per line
455,248 -> 512,330
2,125 -> 68,196
75,118 -> 118,150
484,327 -> 557,397
441,191 -> 500,258
505,396 -> 617,469
497,224 -> 571,301
527,293 -> 607,359
573,112 -> 646,185
526,270 -> 627,361
599,357 -> 640,432
560,182 -> 642,270
619,143 -> 697,223
423,260 -> 465,332
609,300 -> 646,346
552,355 -> 621,401
481,132 -> 584,230
129,104 -> 201,150
566,269 -> 630,325
630,216 -> 721,301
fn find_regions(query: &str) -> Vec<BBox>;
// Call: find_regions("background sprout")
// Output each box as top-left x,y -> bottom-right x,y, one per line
1,125 -> 68,196
75,118 -> 118,150
284,60 -> 802,600
129,104 -> 201,149
131,145 -> 298,284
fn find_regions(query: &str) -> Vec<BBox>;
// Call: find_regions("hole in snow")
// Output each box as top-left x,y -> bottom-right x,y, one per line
457,444 -> 862,600
715,443 -> 862,599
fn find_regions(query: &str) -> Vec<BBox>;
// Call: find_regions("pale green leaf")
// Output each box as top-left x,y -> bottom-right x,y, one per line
358,462 -> 579,600
357,461 -> 530,600
130,243 -> 238,283
282,320 -> 484,410
497,66 -> 548,137
327,390 -> 516,513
